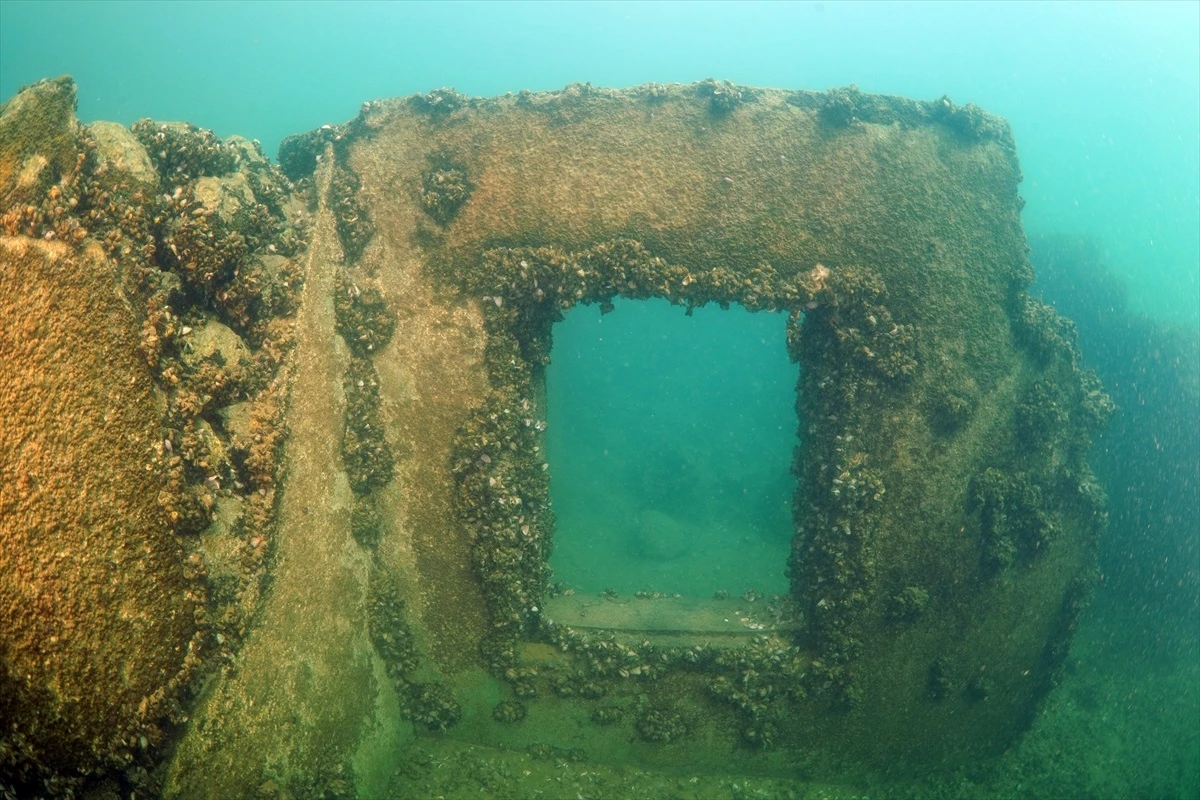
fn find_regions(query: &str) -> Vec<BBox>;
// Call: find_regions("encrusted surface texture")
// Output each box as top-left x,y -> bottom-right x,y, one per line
0,78 -> 1111,796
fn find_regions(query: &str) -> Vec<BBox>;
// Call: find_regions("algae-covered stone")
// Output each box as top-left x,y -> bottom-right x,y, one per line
193,172 -> 257,223
189,417 -> 233,479
225,134 -> 270,170
322,79 -> 1100,778
86,120 -> 157,189
0,75 -> 1110,793
162,157 -> 408,800
131,119 -> 236,182
0,237 -> 198,781
181,317 -> 252,386
278,126 -> 335,181
252,253 -> 303,318
218,399 -> 253,444
0,76 -> 80,206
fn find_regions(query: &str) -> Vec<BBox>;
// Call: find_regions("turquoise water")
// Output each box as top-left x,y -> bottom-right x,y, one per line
546,299 -> 797,597
2,1 -> 1196,327
2,1 -> 1197,796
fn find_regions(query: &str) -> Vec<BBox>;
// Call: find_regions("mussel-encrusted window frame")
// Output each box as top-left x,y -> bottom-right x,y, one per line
449,239 -> 917,727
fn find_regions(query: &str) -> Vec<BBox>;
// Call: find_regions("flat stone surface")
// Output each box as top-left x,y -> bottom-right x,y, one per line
543,594 -> 797,636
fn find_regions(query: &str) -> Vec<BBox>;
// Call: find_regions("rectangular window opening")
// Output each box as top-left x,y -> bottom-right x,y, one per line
544,297 -> 801,634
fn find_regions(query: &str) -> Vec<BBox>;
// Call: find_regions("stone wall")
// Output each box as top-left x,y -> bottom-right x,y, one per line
0,78 -> 1109,796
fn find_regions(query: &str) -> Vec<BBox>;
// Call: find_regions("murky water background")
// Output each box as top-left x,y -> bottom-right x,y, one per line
547,299 -> 796,597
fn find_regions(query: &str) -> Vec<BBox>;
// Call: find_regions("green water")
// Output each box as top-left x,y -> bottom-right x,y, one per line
546,299 -> 797,598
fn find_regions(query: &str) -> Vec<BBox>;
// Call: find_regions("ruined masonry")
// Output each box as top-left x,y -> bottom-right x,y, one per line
0,77 -> 1110,798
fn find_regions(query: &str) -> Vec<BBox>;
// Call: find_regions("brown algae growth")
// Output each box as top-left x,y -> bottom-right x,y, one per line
1,77 -> 1113,798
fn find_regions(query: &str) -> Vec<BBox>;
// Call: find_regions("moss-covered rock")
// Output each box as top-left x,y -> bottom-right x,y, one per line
131,119 -> 236,183
407,682 -> 463,732
351,494 -> 383,549
696,78 -> 748,115
492,699 -> 527,724
333,269 -> 395,356
970,468 -> 1057,573
368,566 -> 419,679
634,705 -> 689,744
886,586 -> 931,624
420,154 -> 472,224
818,84 -> 863,127
341,355 -> 394,495
328,163 -> 373,263
7,77 -> 1102,788
278,126 -> 337,182
0,76 -> 81,207
0,237 -> 200,786
87,120 -> 157,188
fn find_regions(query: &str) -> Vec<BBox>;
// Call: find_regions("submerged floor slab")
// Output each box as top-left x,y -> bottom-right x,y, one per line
542,594 -> 801,637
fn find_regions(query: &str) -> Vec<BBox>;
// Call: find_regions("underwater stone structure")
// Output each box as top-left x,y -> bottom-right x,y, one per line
0,79 -> 203,788
1,77 -> 1111,797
